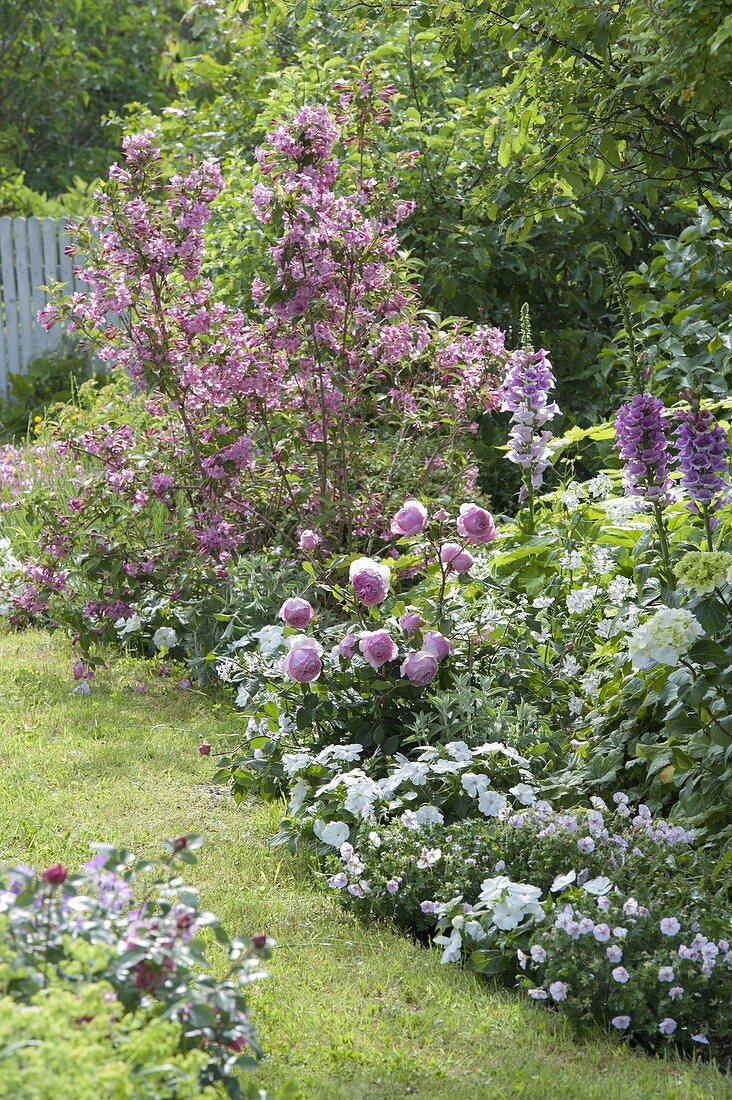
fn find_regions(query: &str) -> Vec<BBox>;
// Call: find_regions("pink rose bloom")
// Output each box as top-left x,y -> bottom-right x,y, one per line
390,498 -> 428,538
349,557 -> 391,607
338,630 -> 359,659
298,529 -> 321,551
439,542 -> 475,574
359,629 -> 398,670
282,636 -> 323,683
433,507 -> 449,522
401,650 -> 439,685
456,503 -> 497,544
399,610 -> 422,637
280,597 -> 315,629
422,630 -> 453,662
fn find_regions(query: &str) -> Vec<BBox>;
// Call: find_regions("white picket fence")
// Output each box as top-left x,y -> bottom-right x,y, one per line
0,216 -> 86,398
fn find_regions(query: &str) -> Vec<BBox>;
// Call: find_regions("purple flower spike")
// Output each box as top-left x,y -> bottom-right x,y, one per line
614,393 -> 672,504
502,348 -> 560,498
675,407 -> 730,514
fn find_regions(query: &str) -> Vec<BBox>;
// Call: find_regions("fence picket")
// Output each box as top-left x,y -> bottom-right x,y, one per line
0,216 -> 86,396
27,217 -> 46,362
12,219 -> 34,372
0,217 -> 20,395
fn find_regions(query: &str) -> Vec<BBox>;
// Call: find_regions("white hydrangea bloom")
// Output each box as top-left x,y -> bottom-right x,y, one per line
627,608 -> 704,669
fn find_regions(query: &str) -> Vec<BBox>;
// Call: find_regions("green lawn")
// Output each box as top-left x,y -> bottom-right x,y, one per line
0,630 -> 728,1100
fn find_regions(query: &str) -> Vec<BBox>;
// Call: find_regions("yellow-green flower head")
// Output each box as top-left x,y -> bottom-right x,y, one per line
675,551 -> 732,596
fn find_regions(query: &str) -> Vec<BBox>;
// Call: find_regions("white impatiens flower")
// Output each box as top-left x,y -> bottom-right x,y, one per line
582,876 -> 614,896
152,625 -> 178,650
434,926 -> 463,964
415,804 -> 444,826
251,624 -> 285,654
509,783 -> 536,806
288,777 -> 310,815
627,608 -> 704,670
115,613 -> 142,637
550,870 -> 577,893
478,790 -> 508,818
461,772 -> 491,798
282,752 -> 312,777
478,876 -> 544,931
312,819 -> 350,848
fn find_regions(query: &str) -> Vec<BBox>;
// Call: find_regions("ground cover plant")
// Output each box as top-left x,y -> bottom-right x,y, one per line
0,632 -> 729,1099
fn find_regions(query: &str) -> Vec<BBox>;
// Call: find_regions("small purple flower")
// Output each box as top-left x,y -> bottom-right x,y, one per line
658,1017 -> 677,1036
658,966 -> 674,982
606,945 -> 623,963
614,393 -> 672,504
669,986 -> 684,1000
611,1015 -> 630,1031
660,916 -> 681,936
612,966 -> 629,984
675,406 -> 730,513
549,980 -> 568,1002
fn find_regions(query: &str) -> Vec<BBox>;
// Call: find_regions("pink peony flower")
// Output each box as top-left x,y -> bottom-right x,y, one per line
401,650 -> 439,685
280,596 -> 315,629
439,543 -> 474,574
422,630 -> 453,661
456,502 -> 497,544
390,498 -> 428,537
349,557 -> 391,606
298,529 -> 321,551
399,610 -> 422,637
282,635 -> 323,683
359,629 -> 398,669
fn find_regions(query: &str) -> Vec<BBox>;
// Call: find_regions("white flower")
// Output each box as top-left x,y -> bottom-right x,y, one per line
252,624 -> 285,654
444,740 -> 473,761
566,585 -> 597,615
235,684 -> 251,708
434,926 -> 463,964
417,847 -> 442,869
288,778 -> 310,815
343,774 -> 381,819
568,694 -> 584,717
115,613 -> 142,637
312,819 -> 350,847
582,876 -> 613,896
282,752 -> 312,776
510,783 -> 536,806
627,608 -> 704,669
479,876 -> 544,930
461,772 -> 491,798
550,870 -> 576,893
607,576 -> 636,605
478,790 -> 507,818
415,804 -> 444,826
152,626 -> 178,650
328,872 -> 347,888
549,980 -> 568,1002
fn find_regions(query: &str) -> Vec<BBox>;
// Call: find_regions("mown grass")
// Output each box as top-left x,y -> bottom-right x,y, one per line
0,630 -> 728,1100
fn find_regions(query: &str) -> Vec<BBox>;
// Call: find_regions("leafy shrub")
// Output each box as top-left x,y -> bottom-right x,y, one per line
0,836 -> 271,1098
0,342 -> 97,443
